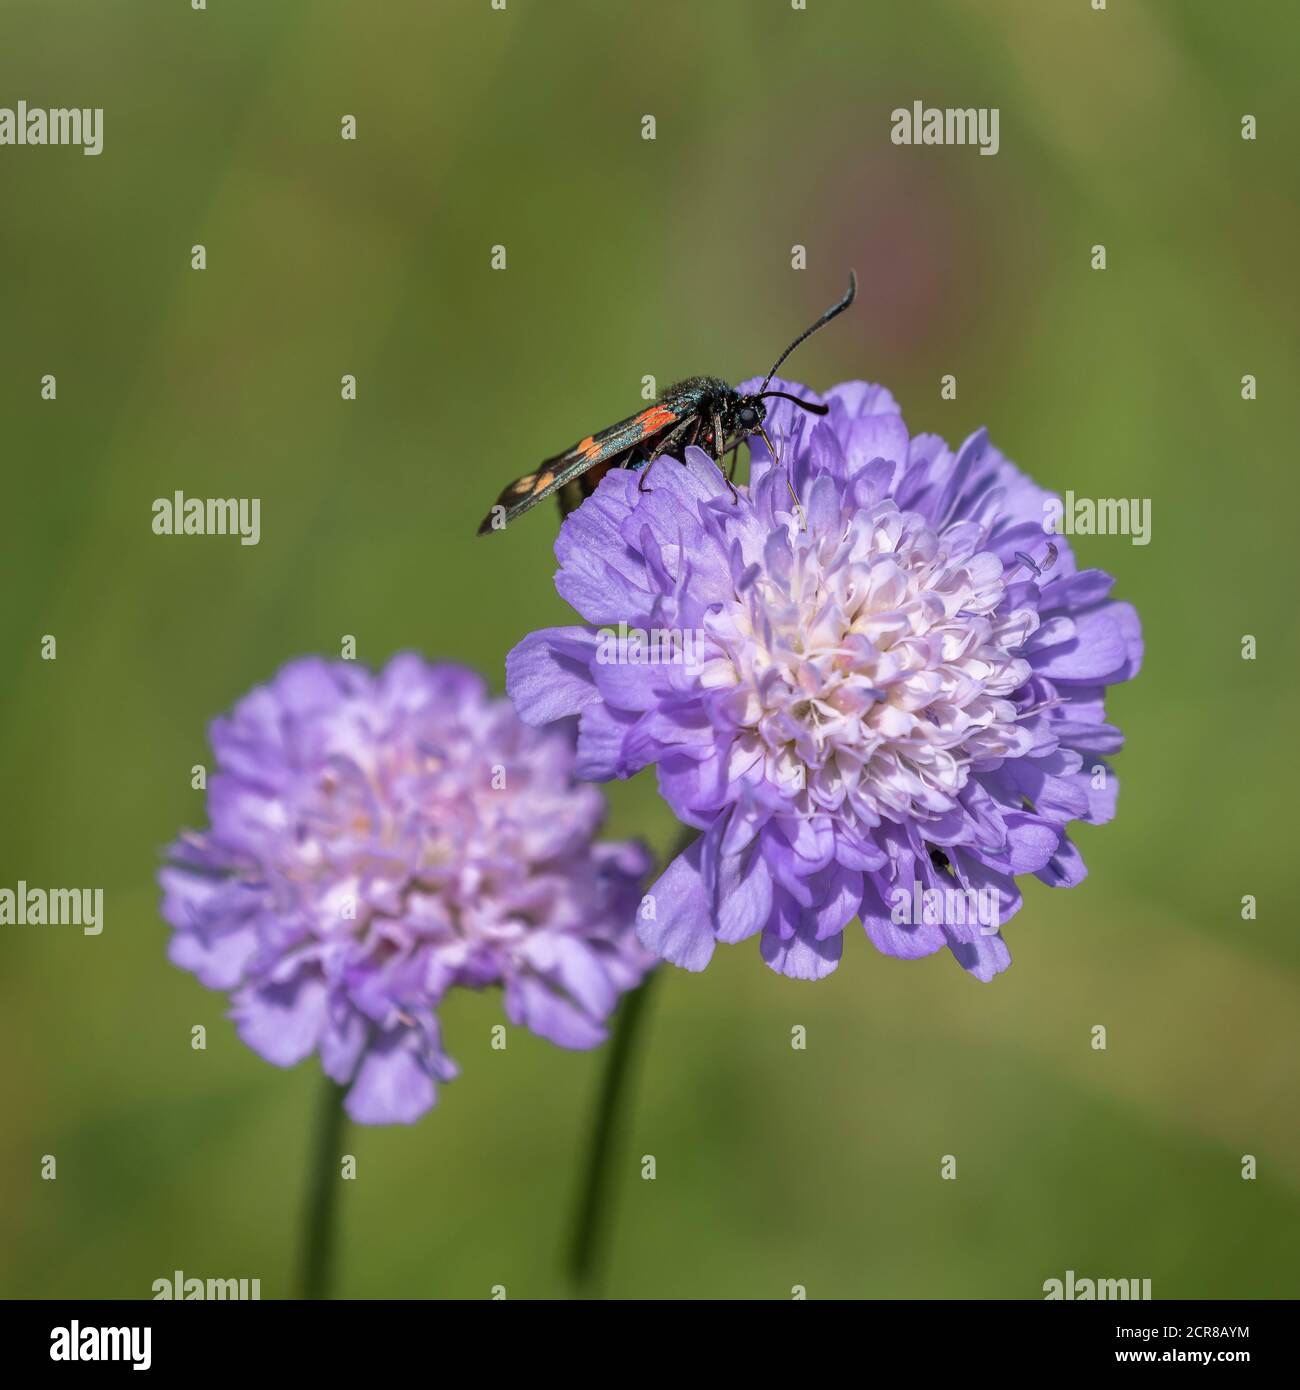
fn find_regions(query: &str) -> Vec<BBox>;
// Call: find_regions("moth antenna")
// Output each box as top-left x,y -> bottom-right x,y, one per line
759,271 -> 857,395
759,390 -> 829,415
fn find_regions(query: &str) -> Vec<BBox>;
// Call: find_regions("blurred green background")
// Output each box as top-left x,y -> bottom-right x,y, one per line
1,0 -> 1297,1300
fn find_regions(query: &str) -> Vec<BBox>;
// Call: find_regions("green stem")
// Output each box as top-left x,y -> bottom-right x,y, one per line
567,969 -> 658,1297
299,1075 -> 349,1300
556,482 -> 688,1296
567,824 -> 696,1295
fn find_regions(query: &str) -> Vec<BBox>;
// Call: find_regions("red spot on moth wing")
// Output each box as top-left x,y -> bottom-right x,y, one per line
635,404 -> 677,434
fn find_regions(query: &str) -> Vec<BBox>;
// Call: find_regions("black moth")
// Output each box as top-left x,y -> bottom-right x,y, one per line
476,272 -> 857,535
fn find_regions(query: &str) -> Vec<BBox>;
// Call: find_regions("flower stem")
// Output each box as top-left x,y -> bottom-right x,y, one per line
567,968 -> 658,1297
299,1075 -> 349,1300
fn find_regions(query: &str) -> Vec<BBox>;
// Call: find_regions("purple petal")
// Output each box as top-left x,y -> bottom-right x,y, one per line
506,627 -> 602,725
637,839 -> 716,971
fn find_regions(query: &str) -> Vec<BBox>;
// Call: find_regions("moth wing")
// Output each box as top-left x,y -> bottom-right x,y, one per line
476,403 -> 681,535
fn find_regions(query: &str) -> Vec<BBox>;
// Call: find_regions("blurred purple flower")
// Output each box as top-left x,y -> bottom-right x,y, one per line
507,379 -> 1142,983
160,655 -> 652,1124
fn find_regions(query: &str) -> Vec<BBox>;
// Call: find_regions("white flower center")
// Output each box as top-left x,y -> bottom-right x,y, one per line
704,501 -> 1036,828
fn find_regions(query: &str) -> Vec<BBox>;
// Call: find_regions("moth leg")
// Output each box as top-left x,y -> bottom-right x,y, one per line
655,416 -> 697,461
758,422 -> 806,529
637,418 -> 697,494
636,450 -> 657,494
709,411 -> 739,503
667,416 -> 701,469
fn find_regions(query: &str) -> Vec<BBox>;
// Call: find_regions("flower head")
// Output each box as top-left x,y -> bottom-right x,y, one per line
160,654 -> 652,1123
507,379 -> 1141,982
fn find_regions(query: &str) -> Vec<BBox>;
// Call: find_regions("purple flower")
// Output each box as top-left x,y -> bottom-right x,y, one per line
507,379 -> 1142,983
159,655 -> 652,1124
